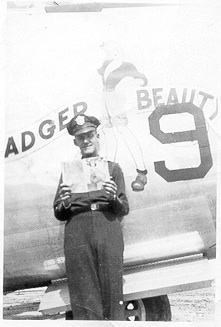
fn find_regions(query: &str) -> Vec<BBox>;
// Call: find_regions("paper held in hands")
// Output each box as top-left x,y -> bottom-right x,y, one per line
61,157 -> 110,193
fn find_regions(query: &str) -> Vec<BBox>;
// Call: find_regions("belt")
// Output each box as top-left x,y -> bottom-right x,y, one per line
90,203 -> 110,211
73,203 -> 110,215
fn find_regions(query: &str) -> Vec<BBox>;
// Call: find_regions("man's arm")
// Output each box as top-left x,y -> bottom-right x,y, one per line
53,175 -> 72,221
107,162 -> 129,217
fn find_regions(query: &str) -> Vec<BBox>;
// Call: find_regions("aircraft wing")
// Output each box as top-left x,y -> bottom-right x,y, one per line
7,1 -> 185,13
44,2 -> 178,13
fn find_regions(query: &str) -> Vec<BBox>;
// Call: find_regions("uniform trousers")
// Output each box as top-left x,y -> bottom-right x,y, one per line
64,209 -> 124,320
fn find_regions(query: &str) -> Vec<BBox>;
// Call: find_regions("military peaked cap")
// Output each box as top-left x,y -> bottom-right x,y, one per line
67,114 -> 100,136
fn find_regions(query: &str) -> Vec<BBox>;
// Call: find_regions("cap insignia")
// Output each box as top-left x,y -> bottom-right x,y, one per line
76,115 -> 85,126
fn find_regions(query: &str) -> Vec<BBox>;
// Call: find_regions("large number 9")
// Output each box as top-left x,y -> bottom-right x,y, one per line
148,102 -> 213,182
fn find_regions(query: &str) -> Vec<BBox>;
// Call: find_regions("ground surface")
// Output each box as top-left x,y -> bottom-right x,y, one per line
2,283 -> 215,321
169,283 -> 215,322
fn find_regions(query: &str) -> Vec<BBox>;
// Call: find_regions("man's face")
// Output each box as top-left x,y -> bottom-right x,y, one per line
74,130 -> 100,158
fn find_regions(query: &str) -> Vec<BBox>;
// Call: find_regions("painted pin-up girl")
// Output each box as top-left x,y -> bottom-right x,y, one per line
98,41 -> 148,191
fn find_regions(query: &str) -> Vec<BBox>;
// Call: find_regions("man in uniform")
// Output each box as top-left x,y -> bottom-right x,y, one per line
53,114 -> 129,320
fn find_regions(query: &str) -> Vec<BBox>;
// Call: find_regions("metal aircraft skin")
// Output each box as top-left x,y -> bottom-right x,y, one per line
4,1 -> 219,293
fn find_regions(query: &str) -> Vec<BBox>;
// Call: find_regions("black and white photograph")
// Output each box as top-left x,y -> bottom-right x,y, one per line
1,0 -> 221,325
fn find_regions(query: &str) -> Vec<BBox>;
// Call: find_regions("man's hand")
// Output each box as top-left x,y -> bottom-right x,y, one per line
103,178 -> 117,200
59,183 -> 71,207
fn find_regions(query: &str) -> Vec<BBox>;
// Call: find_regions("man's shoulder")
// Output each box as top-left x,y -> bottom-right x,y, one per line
107,160 -> 119,166
107,161 -> 121,172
